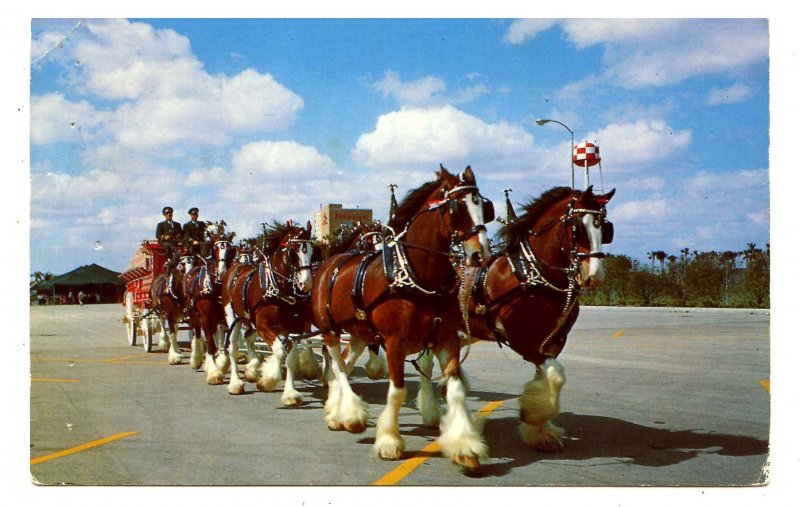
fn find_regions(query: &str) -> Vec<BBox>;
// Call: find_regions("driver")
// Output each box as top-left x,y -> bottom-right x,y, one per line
183,207 -> 209,259
155,206 -> 183,268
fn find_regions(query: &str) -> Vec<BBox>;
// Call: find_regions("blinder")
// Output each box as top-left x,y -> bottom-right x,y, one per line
601,220 -> 614,245
482,198 -> 495,223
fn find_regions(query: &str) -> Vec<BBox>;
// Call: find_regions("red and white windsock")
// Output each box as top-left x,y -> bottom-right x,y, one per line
572,141 -> 603,189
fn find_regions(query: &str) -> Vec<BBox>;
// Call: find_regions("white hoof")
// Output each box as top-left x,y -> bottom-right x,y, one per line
519,421 -> 565,452
281,389 -> 303,406
228,375 -> 246,395
375,433 -> 405,460
167,350 -> 183,365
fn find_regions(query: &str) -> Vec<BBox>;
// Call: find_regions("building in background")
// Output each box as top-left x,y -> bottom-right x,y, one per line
314,204 -> 373,243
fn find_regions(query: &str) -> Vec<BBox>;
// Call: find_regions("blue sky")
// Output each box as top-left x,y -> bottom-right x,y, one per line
28,17 -> 772,275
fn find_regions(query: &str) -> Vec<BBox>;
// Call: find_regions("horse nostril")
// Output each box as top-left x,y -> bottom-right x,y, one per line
470,251 -> 482,265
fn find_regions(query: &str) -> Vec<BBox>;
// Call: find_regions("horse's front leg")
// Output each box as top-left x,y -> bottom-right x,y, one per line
164,316 -> 183,365
257,333 -> 284,392
518,358 -> 566,452
227,320 -> 246,395
324,338 -> 369,433
436,346 -> 487,474
374,340 -> 406,460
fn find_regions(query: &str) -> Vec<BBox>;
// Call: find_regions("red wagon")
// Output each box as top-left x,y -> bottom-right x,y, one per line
119,240 -> 168,352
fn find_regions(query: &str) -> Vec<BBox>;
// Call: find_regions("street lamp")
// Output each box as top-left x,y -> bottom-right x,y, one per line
536,118 -> 575,188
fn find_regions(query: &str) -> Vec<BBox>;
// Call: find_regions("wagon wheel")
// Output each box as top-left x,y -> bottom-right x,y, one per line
142,316 -> 153,353
124,291 -> 137,346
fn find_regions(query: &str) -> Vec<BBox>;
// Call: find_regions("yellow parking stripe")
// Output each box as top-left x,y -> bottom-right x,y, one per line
30,431 -> 139,465
373,399 -> 507,486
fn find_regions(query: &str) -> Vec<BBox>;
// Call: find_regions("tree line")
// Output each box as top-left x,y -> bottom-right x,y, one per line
581,243 -> 770,308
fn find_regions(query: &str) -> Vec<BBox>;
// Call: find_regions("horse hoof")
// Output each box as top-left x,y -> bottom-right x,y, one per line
327,419 -> 344,431
228,385 -> 245,395
453,455 -> 482,475
343,421 -> 367,434
282,394 -> 303,406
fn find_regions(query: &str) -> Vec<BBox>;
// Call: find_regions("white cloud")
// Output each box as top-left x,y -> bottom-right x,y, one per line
30,93 -> 108,145
372,70 -> 446,105
32,19 -> 304,149
707,84 -> 752,106
509,19 -> 768,90
589,120 -> 692,173
232,140 -> 337,180
351,105 -> 535,171
503,19 -> 558,45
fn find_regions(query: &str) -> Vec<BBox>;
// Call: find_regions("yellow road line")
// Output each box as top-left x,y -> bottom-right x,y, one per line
373,399 -> 507,486
31,357 -> 164,366
30,431 -> 139,466
760,379 -> 770,392
31,378 -> 79,383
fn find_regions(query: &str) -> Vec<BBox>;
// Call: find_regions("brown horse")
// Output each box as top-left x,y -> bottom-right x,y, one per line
221,221 -> 319,404
417,185 -> 616,452
182,238 -> 238,383
149,255 -> 195,365
309,165 -> 493,473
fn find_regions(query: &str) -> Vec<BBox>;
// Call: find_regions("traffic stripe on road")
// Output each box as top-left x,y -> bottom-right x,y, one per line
373,399 -> 507,486
31,356 -> 164,366
30,431 -> 139,465
760,379 -> 770,392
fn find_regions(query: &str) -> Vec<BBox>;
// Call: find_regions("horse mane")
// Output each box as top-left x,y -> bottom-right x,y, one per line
262,221 -> 299,254
387,178 -> 444,231
501,186 -> 574,246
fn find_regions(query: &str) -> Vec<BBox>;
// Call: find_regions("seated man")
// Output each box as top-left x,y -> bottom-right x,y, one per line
155,206 -> 183,268
183,207 -> 209,259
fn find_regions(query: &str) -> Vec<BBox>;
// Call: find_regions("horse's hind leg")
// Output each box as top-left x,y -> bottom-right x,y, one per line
436,349 -> 487,474
364,343 -> 388,380
242,329 -> 261,382
415,350 -> 443,427
190,328 -> 205,370
257,336 -> 285,392
280,340 -> 303,406
518,358 -> 566,452
227,321 -> 246,395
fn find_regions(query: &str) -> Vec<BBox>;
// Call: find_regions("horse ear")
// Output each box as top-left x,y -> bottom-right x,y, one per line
306,220 -> 312,232
463,166 -> 475,184
597,188 -> 616,204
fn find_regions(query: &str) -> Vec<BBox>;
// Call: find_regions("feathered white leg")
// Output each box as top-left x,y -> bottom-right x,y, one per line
257,338 -> 285,392
415,351 -> 443,427
281,344 -> 303,406
167,329 -> 182,365
321,345 -> 334,387
438,374 -> 487,473
298,345 -> 321,380
518,358 -> 566,452
343,337 -> 366,376
374,382 -> 406,460
157,317 -> 169,352
243,331 -> 261,382
190,333 -> 204,370
227,325 -> 245,395
365,346 -> 388,380
325,344 -> 368,433
204,350 -> 225,385
214,325 -> 230,373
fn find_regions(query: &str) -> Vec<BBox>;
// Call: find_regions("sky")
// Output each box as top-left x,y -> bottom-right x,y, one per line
27,16 -> 773,275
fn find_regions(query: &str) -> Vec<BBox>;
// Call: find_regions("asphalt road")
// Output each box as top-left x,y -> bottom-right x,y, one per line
27,304 -> 770,492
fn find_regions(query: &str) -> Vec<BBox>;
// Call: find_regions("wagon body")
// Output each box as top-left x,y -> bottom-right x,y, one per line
120,240 -> 167,352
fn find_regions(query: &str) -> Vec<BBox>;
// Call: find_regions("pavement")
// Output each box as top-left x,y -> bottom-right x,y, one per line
23,303 -> 775,502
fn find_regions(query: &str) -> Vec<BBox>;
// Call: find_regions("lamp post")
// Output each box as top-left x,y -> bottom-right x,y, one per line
536,118 -> 575,188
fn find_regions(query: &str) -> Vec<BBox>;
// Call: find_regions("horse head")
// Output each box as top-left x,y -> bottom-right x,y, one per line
264,220 -> 316,294
431,165 -> 493,267
178,254 -> 195,274
573,186 -> 615,289
213,237 -> 234,277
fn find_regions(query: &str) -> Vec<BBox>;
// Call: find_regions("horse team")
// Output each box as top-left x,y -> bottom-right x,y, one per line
146,164 -> 615,474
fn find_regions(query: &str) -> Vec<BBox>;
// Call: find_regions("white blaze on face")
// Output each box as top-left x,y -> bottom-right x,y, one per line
464,193 -> 491,262
216,242 -> 228,275
581,214 -> 605,287
294,242 -> 314,291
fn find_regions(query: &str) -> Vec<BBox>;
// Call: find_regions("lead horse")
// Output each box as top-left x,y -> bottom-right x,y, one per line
310,165 -> 493,473
416,185 -> 616,452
